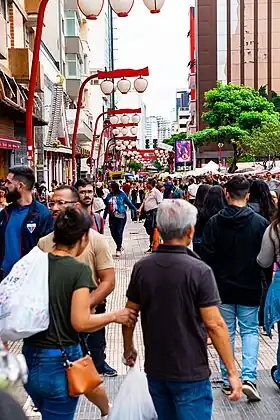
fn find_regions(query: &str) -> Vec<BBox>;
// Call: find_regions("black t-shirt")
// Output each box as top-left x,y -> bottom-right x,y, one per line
126,245 -> 220,381
25,254 -> 93,348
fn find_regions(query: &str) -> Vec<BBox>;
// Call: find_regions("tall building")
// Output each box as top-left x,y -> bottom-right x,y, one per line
0,0 -> 46,179
145,115 -> 171,148
190,0 -> 280,165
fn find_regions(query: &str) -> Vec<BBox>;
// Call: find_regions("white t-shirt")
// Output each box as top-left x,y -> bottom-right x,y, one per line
188,184 -> 199,199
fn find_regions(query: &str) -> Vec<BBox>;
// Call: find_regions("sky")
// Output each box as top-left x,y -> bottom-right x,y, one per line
116,0 -> 190,119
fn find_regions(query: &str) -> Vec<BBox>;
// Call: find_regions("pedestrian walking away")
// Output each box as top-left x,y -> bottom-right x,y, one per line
201,175 -> 268,402
24,206 -> 137,420
38,186 -> 117,384
123,199 -> 242,420
104,181 -> 138,257
139,178 -> 163,253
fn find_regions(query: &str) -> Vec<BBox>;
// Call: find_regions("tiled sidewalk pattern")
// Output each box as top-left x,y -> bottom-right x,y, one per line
8,221 -> 280,419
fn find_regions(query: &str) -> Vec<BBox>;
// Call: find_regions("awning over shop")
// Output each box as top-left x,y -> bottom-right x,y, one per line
0,136 -> 21,150
44,146 -> 72,155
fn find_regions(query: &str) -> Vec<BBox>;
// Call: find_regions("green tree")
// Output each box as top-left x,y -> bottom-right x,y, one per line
259,86 -> 280,113
192,82 -> 278,172
128,160 -> 142,173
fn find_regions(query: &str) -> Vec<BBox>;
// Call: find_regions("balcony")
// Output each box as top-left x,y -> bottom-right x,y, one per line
65,37 -> 83,61
25,0 -> 41,14
188,73 -> 196,90
66,108 -> 93,144
8,48 -> 44,91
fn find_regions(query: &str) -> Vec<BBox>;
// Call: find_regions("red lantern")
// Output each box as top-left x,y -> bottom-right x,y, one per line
109,0 -> 134,17
78,0 -> 104,20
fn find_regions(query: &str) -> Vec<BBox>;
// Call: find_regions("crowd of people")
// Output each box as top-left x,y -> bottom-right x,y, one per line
1,166 -> 280,419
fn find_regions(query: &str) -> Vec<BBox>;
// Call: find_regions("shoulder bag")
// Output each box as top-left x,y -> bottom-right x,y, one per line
50,302 -> 103,397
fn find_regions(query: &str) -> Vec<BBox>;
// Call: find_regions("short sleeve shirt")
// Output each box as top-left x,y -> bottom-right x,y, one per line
126,245 -> 221,381
25,254 -> 93,348
38,229 -> 114,288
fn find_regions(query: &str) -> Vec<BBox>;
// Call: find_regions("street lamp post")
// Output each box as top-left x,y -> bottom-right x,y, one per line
90,107 -> 141,176
26,0 -> 156,173
218,142 -> 224,170
71,67 -> 148,183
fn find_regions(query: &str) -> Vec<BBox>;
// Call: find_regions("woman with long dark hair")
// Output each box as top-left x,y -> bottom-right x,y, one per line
258,197 -> 280,389
193,184 -> 211,214
23,207 -> 136,420
192,184 -> 215,255
196,186 -> 227,242
248,180 -> 276,221
104,181 -> 138,257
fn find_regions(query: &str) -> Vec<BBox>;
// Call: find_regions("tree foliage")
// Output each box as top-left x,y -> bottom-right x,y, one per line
128,160 -> 142,173
192,82 -> 280,172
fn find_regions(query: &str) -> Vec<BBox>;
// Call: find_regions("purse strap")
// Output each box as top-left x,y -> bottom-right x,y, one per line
49,300 -> 91,367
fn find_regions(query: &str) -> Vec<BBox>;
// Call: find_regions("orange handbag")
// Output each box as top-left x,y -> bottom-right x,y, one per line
51,303 -> 103,397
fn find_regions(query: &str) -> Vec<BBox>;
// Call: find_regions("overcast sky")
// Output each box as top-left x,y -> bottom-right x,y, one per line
116,0 -> 190,119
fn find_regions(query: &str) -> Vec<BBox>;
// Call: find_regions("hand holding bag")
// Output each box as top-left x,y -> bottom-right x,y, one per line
50,302 -> 103,397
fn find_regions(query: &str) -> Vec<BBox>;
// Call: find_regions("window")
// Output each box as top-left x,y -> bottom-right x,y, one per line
65,10 -> 80,37
82,54 -> 87,75
66,54 -> 81,79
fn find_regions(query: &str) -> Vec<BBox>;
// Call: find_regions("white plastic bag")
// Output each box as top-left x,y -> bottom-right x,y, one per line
0,246 -> 49,341
109,366 -> 157,420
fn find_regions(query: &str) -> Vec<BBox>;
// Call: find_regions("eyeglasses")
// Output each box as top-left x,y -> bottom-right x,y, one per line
48,200 -> 77,208
79,190 -> 94,195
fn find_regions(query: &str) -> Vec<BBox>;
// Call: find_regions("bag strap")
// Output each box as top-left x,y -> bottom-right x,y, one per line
49,300 -> 91,366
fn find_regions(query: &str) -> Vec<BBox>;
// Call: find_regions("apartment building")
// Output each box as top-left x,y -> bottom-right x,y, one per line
0,0 -> 45,179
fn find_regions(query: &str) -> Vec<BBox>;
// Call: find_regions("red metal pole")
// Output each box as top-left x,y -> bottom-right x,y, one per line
90,111 -> 107,176
72,73 -> 98,184
26,0 -> 49,168
96,125 -> 110,179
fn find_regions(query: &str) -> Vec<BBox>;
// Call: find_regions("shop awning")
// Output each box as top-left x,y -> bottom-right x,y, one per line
0,136 -> 21,150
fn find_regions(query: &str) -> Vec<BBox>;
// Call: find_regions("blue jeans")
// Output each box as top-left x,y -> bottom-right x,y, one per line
147,377 -> 213,420
273,321 -> 280,383
22,344 -> 82,420
109,214 -> 127,250
219,304 -> 259,385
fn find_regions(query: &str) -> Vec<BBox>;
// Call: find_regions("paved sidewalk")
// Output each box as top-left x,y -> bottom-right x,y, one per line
9,220 -> 280,419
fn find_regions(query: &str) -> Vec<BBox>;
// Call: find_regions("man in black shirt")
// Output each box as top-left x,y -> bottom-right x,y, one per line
201,176 -> 268,402
122,199 -> 242,420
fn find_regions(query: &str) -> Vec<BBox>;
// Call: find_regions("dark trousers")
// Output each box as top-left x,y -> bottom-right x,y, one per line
81,303 -> 106,374
144,209 -> 157,247
109,215 -> 127,250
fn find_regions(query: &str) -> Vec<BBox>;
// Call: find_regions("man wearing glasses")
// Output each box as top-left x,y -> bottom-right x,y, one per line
38,185 -> 117,377
74,179 -> 104,234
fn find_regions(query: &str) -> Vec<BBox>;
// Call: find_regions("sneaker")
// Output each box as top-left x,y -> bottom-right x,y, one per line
145,248 -> 152,254
221,384 -> 231,396
102,361 -> 117,377
242,380 -> 261,401
115,250 -> 121,258
271,365 -> 280,389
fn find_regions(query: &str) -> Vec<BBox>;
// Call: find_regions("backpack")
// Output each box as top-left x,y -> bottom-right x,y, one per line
172,187 -> 181,199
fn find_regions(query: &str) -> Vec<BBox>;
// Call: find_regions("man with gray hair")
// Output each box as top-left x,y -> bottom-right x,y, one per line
122,199 -> 242,420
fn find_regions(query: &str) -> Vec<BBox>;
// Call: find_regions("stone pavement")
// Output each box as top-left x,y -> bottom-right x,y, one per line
8,220 -> 280,419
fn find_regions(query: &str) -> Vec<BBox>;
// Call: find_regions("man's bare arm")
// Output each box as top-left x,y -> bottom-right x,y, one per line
122,300 -> 140,366
200,306 -> 242,401
89,268 -> 115,307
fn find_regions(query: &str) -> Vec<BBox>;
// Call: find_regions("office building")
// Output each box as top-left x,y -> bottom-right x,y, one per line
190,0 -> 280,165
145,115 -> 171,149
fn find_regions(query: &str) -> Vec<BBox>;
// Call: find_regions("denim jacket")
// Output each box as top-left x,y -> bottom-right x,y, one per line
104,191 -> 137,220
264,270 -> 280,337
